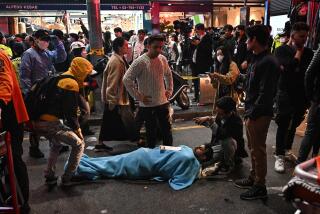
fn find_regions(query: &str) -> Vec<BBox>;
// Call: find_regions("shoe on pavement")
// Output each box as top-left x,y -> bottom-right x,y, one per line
29,147 -> 44,158
58,174 -> 88,187
240,184 -> 268,200
274,155 -> 285,173
285,150 -> 297,163
234,178 -> 254,189
45,174 -> 58,186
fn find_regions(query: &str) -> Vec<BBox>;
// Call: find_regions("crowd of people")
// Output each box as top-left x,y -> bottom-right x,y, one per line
0,18 -> 320,214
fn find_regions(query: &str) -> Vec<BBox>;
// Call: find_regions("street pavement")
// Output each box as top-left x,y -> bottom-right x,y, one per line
21,118 -> 301,214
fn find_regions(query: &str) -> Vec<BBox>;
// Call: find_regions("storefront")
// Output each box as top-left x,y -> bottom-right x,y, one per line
0,1 -> 151,35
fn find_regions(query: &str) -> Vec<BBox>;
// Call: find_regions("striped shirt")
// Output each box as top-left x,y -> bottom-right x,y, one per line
123,53 -> 173,107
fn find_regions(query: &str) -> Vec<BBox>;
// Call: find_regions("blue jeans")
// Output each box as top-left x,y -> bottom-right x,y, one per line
297,102 -> 320,163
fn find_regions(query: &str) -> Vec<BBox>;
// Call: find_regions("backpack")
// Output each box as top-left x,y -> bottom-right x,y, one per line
24,74 -> 76,121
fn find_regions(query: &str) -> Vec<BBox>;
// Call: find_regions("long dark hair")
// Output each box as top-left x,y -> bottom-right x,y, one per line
214,46 -> 231,75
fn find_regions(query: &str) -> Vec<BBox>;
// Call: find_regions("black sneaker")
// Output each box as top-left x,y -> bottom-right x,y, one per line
29,147 -> 44,158
45,175 -> 58,186
94,143 -> 113,152
234,178 -> 254,189
240,184 -> 268,200
58,174 -> 88,187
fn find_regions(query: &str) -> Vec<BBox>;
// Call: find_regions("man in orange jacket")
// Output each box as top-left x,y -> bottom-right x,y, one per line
0,50 -> 30,213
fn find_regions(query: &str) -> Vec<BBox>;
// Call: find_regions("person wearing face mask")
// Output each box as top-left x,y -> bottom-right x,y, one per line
209,46 -> 240,104
20,29 -> 67,158
193,96 -> 247,174
273,22 -> 314,173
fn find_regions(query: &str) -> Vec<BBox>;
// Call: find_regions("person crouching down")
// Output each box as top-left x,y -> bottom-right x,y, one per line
193,96 -> 248,175
33,57 -> 93,186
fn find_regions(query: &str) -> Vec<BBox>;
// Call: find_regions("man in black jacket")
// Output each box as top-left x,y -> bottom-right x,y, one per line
191,23 -> 213,102
234,25 -> 279,200
297,46 -> 320,163
194,96 -> 247,174
274,22 -> 313,173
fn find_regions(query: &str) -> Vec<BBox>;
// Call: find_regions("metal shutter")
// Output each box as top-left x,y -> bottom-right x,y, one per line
270,0 -> 291,16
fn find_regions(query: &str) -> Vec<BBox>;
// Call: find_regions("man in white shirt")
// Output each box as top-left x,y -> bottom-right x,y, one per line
123,34 -> 173,148
132,29 -> 146,62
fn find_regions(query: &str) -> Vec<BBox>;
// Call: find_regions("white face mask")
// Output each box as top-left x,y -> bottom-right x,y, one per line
280,37 -> 287,43
217,55 -> 224,63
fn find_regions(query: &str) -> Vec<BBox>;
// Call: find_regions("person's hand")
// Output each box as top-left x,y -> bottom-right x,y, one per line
193,116 -> 210,125
74,128 -> 84,140
165,90 -> 171,99
241,61 -> 248,70
209,72 -> 218,79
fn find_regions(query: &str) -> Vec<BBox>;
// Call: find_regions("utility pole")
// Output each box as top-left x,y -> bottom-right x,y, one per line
86,0 -> 104,114
86,0 -> 103,65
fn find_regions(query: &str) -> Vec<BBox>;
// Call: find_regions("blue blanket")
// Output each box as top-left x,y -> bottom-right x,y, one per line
76,145 -> 201,190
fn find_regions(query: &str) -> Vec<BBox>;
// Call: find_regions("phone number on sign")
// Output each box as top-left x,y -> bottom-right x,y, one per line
111,5 -> 145,10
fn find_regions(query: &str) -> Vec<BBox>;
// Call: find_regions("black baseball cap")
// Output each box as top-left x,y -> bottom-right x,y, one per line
33,29 -> 51,41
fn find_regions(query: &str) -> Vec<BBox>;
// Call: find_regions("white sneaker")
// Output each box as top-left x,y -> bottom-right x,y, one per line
285,150 -> 297,163
274,156 -> 285,173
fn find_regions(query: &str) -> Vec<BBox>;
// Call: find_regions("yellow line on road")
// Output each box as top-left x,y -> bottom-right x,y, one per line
172,125 -> 205,131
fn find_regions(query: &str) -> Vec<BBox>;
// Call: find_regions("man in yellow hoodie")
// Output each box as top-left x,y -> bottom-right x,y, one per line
0,32 -> 13,58
32,57 -> 93,186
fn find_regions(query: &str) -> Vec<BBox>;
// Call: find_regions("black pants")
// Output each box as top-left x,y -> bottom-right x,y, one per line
298,102 -> 320,163
191,63 -> 200,101
139,103 -> 173,148
275,109 -> 306,156
0,100 -> 29,206
78,94 -> 90,132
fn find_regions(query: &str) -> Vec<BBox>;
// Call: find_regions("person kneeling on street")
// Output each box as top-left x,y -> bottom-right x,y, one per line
193,96 -> 248,175
33,57 -> 93,186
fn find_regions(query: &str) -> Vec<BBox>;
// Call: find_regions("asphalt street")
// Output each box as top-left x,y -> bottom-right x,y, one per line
23,120 -> 298,214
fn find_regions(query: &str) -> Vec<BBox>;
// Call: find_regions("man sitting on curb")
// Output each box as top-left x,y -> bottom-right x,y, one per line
193,96 -> 248,175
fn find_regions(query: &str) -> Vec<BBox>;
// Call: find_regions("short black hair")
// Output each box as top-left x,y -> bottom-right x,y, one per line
236,25 -> 245,31
114,27 -> 122,33
69,33 -> 79,41
147,34 -> 164,45
112,37 -> 126,53
246,24 -> 269,47
216,96 -> 236,114
203,146 -> 214,162
223,24 -> 233,32
195,23 -> 205,31
138,29 -> 146,35
292,22 -> 309,33
53,29 -> 64,40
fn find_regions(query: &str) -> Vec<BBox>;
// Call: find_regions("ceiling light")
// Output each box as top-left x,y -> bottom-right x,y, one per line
168,3 -> 172,6
200,3 -> 204,6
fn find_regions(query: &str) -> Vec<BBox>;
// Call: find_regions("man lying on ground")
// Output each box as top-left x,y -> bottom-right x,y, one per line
72,144 -> 213,190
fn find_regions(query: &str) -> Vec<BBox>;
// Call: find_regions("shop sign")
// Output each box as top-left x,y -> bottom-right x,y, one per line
0,3 -> 150,11
2,4 -> 38,10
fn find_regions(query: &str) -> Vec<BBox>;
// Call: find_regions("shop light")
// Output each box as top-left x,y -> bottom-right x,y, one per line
168,3 -> 172,6
200,3 -> 204,6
